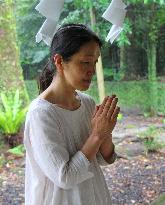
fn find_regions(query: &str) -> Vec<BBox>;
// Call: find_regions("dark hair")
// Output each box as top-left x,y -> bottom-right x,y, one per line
38,23 -> 102,93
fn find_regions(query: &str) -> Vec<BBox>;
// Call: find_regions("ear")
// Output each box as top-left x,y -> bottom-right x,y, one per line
53,54 -> 64,74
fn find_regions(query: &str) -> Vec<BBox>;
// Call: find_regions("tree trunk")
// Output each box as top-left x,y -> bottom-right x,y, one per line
146,3 -> 158,116
147,40 -> 158,116
120,46 -> 126,70
0,0 -> 29,103
89,3 -> 105,103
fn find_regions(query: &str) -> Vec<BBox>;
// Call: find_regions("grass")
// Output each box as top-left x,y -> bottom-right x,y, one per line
85,80 -> 165,114
151,193 -> 165,205
24,79 -> 165,114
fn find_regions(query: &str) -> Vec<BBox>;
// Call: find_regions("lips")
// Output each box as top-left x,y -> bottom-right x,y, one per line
83,79 -> 91,83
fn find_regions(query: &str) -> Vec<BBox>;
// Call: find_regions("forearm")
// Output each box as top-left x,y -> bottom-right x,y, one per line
81,134 -> 103,162
99,134 -> 116,164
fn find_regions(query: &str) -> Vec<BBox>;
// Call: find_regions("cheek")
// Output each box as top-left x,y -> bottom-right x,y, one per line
66,62 -> 85,80
74,64 -> 85,75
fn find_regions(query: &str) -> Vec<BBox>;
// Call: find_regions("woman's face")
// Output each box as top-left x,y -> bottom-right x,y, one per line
62,41 -> 100,91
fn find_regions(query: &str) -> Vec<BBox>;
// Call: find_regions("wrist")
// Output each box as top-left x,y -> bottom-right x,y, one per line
99,139 -> 115,157
100,143 -> 117,164
89,133 -> 104,145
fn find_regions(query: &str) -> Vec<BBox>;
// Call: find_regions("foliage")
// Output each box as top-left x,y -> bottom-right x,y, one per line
16,0 -> 111,78
151,193 -> 165,205
15,0 -> 49,81
25,80 -> 38,101
117,19 -> 132,47
61,0 -> 110,39
117,113 -> 123,120
15,0 -> 49,64
15,0 -> 165,82
93,68 -> 125,81
7,144 -> 25,157
139,126 -> 165,154
0,90 -> 28,135
128,0 -> 165,47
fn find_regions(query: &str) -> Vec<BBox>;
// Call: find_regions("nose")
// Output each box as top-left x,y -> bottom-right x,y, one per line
87,64 -> 96,77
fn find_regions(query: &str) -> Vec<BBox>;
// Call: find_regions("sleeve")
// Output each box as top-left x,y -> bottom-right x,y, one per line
96,151 -> 117,166
29,108 -> 94,190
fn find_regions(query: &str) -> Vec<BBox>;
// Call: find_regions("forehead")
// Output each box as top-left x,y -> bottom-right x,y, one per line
75,41 -> 100,58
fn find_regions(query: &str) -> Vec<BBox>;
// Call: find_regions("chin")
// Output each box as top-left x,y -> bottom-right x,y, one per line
76,82 -> 91,91
77,86 -> 89,91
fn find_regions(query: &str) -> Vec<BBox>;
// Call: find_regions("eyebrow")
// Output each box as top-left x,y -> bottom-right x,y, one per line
82,54 -> 100,57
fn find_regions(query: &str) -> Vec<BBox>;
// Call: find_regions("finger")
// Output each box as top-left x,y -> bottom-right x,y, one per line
111,94 -> 116,98
92,105 -> 100,118
111,106 -> 120,120
102,96 -> 114,116
95,96 -> 109,116
101,95 -> 116,109
106,97 -> 118,119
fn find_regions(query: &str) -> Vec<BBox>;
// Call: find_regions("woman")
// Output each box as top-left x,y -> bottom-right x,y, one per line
24,23 -> 120,205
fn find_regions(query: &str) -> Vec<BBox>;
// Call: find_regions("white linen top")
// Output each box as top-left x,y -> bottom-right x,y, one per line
24,91 -> 113,205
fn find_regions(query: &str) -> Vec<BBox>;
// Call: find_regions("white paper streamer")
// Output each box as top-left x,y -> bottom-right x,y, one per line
106,25 -> 123,43
36,19 -> 59,46
35,0 -> 65,46
102,0 -> 127,43
35,0 -> 65,20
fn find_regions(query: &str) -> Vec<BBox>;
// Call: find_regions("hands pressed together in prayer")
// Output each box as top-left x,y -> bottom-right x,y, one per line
91,95 -> 120,141
81,95 -> 120,162
91,95 -> 120,163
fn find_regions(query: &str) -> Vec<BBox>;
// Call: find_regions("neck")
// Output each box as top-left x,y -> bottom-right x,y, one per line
40,75 -> 79,107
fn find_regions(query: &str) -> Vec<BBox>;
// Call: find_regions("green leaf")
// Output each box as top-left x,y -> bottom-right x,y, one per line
1,93 -> 11,114
163,119 -> 165,124
0,90 -> 28,135
13,89 -> 21,120
8,144 -> 25,156
117,113 -> 123,120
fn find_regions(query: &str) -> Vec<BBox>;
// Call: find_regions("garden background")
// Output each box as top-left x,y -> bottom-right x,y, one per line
0,0 -> 165,204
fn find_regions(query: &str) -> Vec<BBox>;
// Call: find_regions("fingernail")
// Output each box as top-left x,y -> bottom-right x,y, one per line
113,97 -> 117,101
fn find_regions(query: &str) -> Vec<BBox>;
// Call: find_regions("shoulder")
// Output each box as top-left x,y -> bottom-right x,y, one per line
77,91 -> 95,106
77,91 -> 96,114
26,98 -> 60,123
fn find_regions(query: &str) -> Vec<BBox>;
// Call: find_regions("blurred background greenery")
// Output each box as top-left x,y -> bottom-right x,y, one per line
13,0 -> 165,114
0,0 -> 165,146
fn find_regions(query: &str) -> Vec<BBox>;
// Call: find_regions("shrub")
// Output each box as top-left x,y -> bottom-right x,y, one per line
139,126 -> 165,154
0,89 -> 28,135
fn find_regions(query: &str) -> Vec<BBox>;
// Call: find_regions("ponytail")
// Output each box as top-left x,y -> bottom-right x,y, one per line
38,59 -> 55,94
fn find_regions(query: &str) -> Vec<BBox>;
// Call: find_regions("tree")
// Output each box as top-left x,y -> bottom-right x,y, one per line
117,19 -> 132,77
0,0 -> 28,102
16,0 -> 49,79
128,0 -> 165,115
